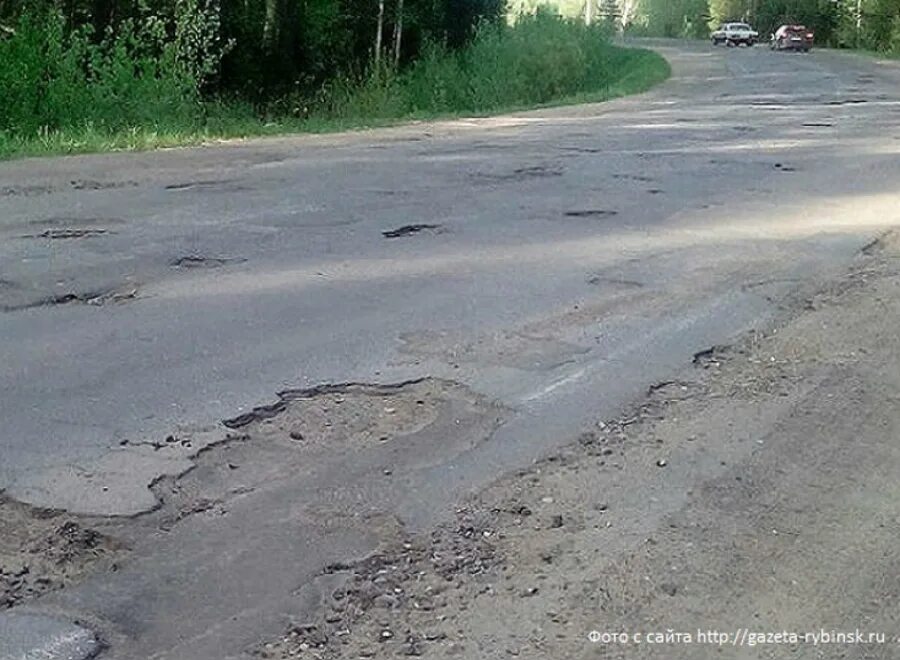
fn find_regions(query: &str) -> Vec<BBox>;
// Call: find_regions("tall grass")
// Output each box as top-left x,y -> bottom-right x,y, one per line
314,13 -> 669,121
0,12 -> 670,159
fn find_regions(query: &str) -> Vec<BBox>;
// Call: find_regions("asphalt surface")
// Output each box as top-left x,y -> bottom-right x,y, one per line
2,40 -> 900,659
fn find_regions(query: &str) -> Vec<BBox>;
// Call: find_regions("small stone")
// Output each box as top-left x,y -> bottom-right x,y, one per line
403,639 -> 425,656
656,459 -> 667,467
289,430 -> 304,441
549,515 -> 564,529
660,583 -> 678,596
380,629 -> 394,640
373,594 -> 399,609
520,587 -> 539,597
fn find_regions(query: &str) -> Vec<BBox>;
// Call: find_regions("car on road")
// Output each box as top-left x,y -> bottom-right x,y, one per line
711,23 -> 759,47
771,24 -> 814,52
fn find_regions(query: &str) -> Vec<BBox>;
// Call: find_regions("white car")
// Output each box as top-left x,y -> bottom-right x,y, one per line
711,23 -> 759,47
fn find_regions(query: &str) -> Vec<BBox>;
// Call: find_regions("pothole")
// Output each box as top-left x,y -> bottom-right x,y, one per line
558,146 -> 603,154
1,181 -> 136,197
587,275 -> 644,288
149,379 -> 504,531
70,179 -> 138,191
474,165 -> 563,183
0,498 -> 125,610
692,344 -> 732,368
222,380 -> 445,436
2,288 -> 138,312
165,179 -> 248,192
170,255 -> 246,269
22,228 -> 111,240
612,174 -> 655,182
1,184 -> 55,198
563,209 -> 618,218
382,224 -> 443,239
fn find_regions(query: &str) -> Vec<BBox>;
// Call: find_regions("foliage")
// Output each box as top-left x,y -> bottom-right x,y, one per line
0,8 -> 207,137
307,12 -> 668,118
0,12 -> 669,158
631,0 -> 710,37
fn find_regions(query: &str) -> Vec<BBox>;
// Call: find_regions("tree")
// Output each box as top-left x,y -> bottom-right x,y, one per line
374,0 -> 385,65
391,0 -> 403,65
599,0 -> 621,27
709,0 -> 748,22
640,0 -> 709,36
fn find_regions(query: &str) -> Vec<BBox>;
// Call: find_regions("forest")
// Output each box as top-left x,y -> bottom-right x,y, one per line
0,0 -> 897,157
629,0 -> 900,48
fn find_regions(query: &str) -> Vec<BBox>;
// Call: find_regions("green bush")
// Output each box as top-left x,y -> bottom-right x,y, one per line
0,10 -> 669,158
322,12 -> 662,120
0,1 -> 225,141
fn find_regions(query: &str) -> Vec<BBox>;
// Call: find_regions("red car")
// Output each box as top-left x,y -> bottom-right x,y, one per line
771,25 -> 814,52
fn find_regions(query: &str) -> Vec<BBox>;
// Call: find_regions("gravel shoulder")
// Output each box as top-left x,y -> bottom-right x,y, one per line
257,230 -> 900,659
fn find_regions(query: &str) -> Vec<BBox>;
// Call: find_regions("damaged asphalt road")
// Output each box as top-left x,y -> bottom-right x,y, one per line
3,41 -> 900,659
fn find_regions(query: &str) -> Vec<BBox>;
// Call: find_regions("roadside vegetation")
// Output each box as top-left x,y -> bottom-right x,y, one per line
0,1 -> 667,160
5,0 -> 895,160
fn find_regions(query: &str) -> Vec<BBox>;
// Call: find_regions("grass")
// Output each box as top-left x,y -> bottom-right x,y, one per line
0,14 -> 671,160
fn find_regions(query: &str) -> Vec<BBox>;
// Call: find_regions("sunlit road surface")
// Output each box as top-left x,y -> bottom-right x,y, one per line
2,40 -> 900,659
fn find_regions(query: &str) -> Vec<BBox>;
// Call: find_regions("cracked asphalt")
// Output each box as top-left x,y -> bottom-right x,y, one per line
2,40 -> 900,659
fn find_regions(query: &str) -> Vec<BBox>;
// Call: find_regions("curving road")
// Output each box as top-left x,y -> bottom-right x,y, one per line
2,40 -> 900,659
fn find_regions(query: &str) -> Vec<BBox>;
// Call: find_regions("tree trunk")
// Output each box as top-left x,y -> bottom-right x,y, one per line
621,0 -> 638,28
374,0 -> 385,66
263,0 -> 280,51
392,0 -> 404,66
584,0 -> 592,25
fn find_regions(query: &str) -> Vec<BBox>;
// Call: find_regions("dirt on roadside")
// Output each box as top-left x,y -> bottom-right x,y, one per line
0,498 -> 125,610
257,230 -> 900,660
